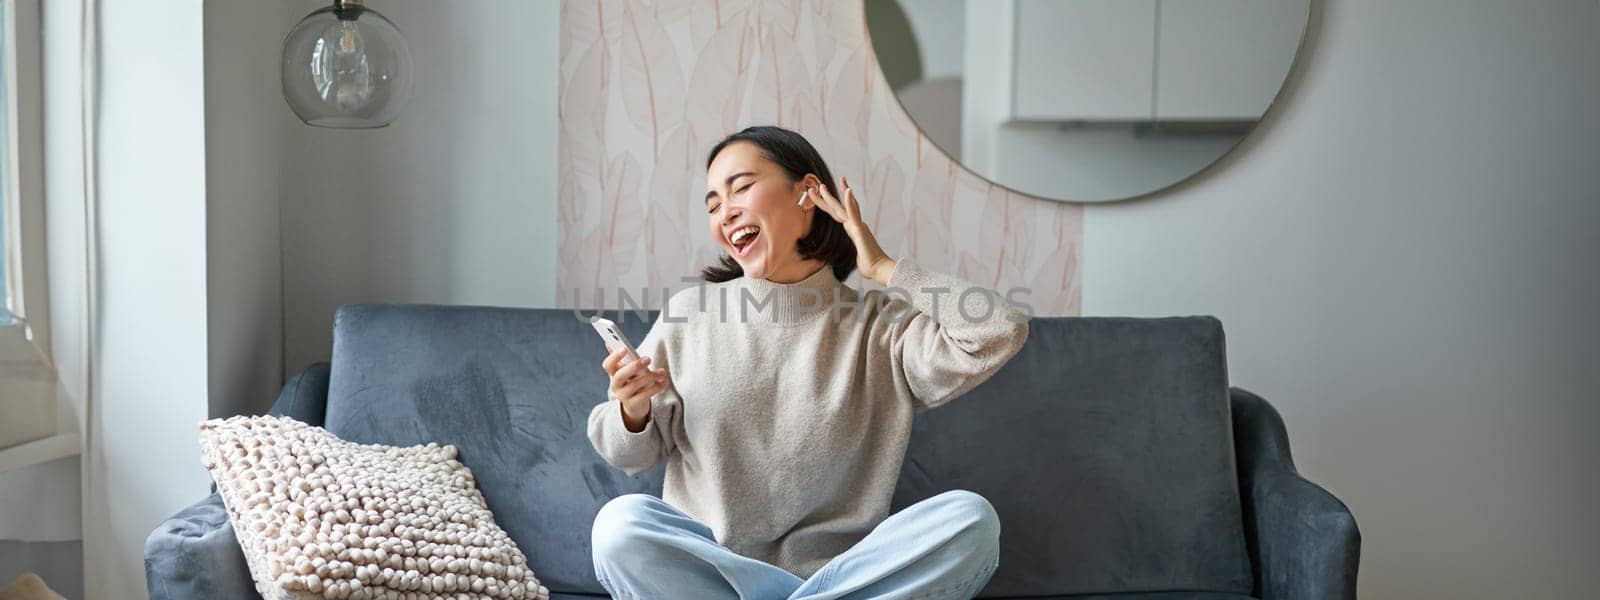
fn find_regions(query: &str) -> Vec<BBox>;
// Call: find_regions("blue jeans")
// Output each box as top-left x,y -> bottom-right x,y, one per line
591,490 -> 1001,599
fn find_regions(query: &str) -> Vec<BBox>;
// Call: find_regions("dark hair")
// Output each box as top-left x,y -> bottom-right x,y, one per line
700,126 -> 856,283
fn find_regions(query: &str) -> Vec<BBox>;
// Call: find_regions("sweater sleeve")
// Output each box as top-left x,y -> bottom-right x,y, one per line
882,258 -> 1031,413
586,313 -> 683,476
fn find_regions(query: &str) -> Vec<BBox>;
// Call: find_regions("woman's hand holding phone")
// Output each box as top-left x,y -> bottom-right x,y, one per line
602,346 -> 670,433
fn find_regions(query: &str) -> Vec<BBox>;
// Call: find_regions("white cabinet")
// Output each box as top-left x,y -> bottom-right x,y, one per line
999,0 -> 1301,122
1156,0 -> 1307,120
1012,0 -> 1156,121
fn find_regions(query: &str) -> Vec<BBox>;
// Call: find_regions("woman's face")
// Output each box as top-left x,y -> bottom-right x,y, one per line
705,141 -> 817,280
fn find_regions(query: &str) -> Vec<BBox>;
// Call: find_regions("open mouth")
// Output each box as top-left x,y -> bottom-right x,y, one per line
730,225 -> 761,257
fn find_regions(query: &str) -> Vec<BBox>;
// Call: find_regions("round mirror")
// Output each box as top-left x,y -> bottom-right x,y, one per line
867,0 -> 1312,203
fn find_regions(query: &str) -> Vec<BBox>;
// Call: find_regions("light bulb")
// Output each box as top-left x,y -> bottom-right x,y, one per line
312,21 -> 374,113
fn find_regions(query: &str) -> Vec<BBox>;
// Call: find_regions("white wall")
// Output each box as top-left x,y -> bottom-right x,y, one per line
1081,0 -> 1600,597
39,0 -> 91,594
42,0 -> 85,444
83,1 -> 213,598
204,0 -> 285,419
45,0 -> 289,595
279,0 -> 561,376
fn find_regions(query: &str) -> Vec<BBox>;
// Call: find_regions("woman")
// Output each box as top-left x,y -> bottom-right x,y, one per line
586,126 -> 1030,599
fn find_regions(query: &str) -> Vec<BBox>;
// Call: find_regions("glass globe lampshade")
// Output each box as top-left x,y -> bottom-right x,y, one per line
281,0 -> 414,128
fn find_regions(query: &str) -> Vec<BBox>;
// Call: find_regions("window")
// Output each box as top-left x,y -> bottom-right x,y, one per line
1,0 -> 12,326
1,0 -> 47,369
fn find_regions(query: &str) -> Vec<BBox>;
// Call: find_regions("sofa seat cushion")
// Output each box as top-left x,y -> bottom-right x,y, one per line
993,593 -> 1256,600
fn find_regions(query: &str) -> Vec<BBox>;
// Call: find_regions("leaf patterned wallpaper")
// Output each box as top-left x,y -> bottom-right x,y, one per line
557,0 -> 1082,316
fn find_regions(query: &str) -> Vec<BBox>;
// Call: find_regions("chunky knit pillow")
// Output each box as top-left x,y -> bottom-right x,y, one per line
199,415 -> 551,600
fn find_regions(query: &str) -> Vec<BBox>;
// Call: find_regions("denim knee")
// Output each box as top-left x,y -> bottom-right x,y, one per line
933,490 -> 1001,557
592,493 -> 660,565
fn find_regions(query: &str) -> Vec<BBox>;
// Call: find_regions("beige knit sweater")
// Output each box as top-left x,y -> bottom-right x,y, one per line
586,258 -> 1030,579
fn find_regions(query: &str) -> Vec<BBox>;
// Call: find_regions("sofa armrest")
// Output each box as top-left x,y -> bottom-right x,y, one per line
268,362 -> 331,426
199,363 -> 332,497
144,493 -> 262,600
1230,387 -> 1362,600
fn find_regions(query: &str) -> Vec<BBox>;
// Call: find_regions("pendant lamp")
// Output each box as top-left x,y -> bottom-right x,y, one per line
281,0 -> 414,128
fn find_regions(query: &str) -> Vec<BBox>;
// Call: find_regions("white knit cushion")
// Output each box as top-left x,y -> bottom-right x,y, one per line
199,415 -> 551,600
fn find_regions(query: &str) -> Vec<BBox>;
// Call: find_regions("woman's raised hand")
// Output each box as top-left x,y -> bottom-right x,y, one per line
804,176 -> 898,285
602,346 -> 669,432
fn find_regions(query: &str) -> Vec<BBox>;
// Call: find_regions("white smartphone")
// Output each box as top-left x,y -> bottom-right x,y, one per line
590,316 -> 640,366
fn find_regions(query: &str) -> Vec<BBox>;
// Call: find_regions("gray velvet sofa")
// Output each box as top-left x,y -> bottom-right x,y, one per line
146,304 -> 1360,599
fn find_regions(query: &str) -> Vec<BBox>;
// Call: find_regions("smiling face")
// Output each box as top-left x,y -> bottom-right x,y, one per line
705,141 -> 820,281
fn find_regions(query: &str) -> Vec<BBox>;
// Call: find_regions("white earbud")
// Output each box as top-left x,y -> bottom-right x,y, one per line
798,190 -> 809,206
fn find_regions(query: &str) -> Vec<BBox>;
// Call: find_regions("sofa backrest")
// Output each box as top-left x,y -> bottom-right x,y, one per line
323,304 -> 663,595
322,304 -> 1251,597
890,315 -> 1252,596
